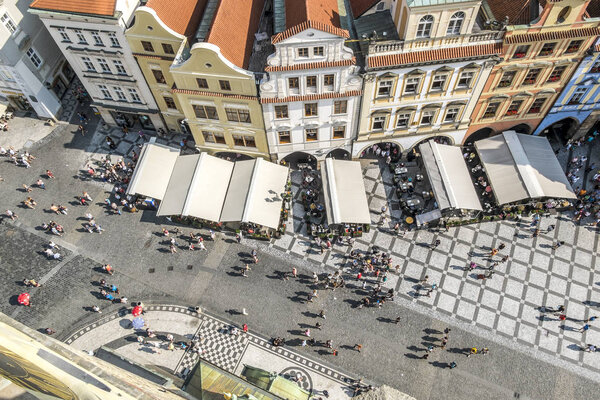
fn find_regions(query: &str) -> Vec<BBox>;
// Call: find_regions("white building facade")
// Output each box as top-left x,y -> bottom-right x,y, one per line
260,23 -> 362,162
0,0 -> 72,120
29,0 -> 163,131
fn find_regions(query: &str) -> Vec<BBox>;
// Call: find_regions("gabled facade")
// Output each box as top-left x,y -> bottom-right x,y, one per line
533,37 -> 600,139
0,0 -> 71,120
29,0 -> 162,131
260,0 -> 363,162
465,0 -> 600,143
353,0 -> 503,158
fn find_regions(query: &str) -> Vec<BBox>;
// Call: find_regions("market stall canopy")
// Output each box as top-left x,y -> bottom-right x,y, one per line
221,158 -> 289,229
475,131 -> 576,205
320,158 -> 371,225
420,141 -> 482,211
126,143 -> 179,200
157,153 -> 234,222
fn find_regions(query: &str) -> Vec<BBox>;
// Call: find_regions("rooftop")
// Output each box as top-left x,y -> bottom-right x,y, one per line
354,11 -> 400,61
285,0 -> 342,30
349,0 -> 379,18
145,0 -> 207,38
29,0 -> 116,16
407,0 -> 476,6
483,0 -> 543,25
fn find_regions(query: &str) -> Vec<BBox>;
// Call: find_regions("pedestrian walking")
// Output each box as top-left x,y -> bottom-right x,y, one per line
448,361 -> 457,369
35,179 -> 45,189
102,264 -> 114,275
92,305 -> 102,313
395,316 -> 401,324
578,324 -> 591,333
354,344 -> 363,352
5,209 -> 17,220
467,347 -> 477,357
547,224 -> 556,233
292,267 -> 297,278
319,310 -> 326,319
46,170 -> 55,179
585,316 -> 598,323
235,233 -> 241,243
430,239 -> 440,250
45,328 -> 56,335
552,241 -> 565,250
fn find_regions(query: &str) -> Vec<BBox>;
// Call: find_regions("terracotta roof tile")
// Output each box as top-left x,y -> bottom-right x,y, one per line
286,0 -> 342,30
349,0 -> 380,18
145,0 -> 207,37
172,88 -> 257,101
505,26 -> 600,44
485,0 -> 535,25
206,0 -> 265,69
272,21 -> 349,43
368,43 -> 503,69
265,58 -> 356,71
260,90 -> 362,103
30,0 -> 116,16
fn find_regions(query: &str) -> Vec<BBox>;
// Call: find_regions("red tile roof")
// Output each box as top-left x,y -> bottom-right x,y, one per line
265,58 -> 356,71
172,88 -> 257,101
206,0 -> 265,69
272,0 -> 349,44
505,26 -> 600,44
368,43 -> 503,69
146,0 -> 207,38
29,0 -> 116,16
260,90 -> 363,104
485,0 -> 543,25
349,0 -> 379,18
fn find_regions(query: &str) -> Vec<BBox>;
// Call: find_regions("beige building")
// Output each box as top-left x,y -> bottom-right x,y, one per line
126,0 -> 271,159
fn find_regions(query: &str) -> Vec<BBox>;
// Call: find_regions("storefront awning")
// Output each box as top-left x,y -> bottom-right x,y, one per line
126,143 -> 179,200
420,141 -> 482,211
475,131 -> 576,204
321,158 -> 371,225
157,153 -> 234,222
221,158 -> 289,229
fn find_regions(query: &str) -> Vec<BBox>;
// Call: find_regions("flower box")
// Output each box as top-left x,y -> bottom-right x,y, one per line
513,53 -> 526,59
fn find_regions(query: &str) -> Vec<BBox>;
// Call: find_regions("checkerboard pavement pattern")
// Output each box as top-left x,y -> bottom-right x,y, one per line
260,160 -> 600,373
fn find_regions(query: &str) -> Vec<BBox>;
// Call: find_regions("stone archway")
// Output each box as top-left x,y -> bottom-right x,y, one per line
507,123 -> 532,135
463,128 -> 494,145
538,118 -> 579,144
325,148 -> 351,160
357,141 -> 403,162
282,151 -> 317,169
408,135 -> 454,153
214,152 -> 254,161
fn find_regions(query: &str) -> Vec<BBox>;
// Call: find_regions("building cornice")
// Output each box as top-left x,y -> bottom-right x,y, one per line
505,26 -> 600,45
260,90 -> 363,104
265,58 -> 356,72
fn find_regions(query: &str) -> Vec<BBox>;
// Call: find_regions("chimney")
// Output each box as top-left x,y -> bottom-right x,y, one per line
530,0 -> 540,22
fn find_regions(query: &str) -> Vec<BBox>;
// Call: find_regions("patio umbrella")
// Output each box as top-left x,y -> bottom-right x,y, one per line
132,305 -> 142,317
132,317 -> 145,329
17,293 -> 30,306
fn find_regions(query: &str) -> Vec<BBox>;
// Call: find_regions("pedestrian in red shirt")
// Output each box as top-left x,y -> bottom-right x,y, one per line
356,272 -> 362,281
242,324 -> 248,333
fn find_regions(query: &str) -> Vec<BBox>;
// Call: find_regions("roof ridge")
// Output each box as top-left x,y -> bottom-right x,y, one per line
272,20 -> 350,44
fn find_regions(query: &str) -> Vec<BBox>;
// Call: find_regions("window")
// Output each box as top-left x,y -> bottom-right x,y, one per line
396,112 -> 411,128
333,100 -> 347,114
193,105 -> 219,120
512,45 -> 530,59
377,80 -> 392,96
447,12 -> 465,35
498,71 -> 516,88
565,40 -> 582,54
113,60 -> 126,75
57,27 -> 70,42
527,98 -> 546,114
547,66 -> 566,83
324,74 -> 334,91
74,30 -> 87,44
108,32 -> 120,47
81,56 -> 95,71
202,131 -> 226,144
197,78 -> 208,88
372,116 -> 386,130
219,80 -> 231,91
128,88 -> 141,103
333,126 -> 346,139
141,41 -> 154,52
275,105 -> 288,119
113,87 -> 126,101
483,102 -> 500,118
505,100 -> 523,116
457,71 -> 474,88
313,47 -> 324,56
298,48 -> 309,57
1,13 -> 17,35
97,58 -> 111,73
233,135 -> 256,147
539,42 -> 557,57
306,76 -> 317,93
26,48 -> 43,69
225,108 -> 251,123
162,43 -> 174,54
404,77 -> 420,94
278,131 -> 291,144
304,103 -> 318,117
98,84 -> 111,99
305,129 -> 318,141
592,60 -> 600,73
444,107 -> 460,122
569,87 -> 587,104
91,32 -> 103,46
152,69 -> 166,84
416,15 -> 434,38
289,77 -> 299,94
430,74 -> 447,91
420,110 -> 435,125
163,96 -> 176,109
523,68 -> 541,85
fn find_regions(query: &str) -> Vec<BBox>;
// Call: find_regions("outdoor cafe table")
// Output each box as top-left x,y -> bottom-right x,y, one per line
406,198 -> 421,207
394,167 -> 408,175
